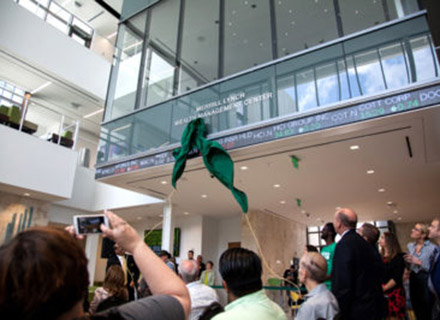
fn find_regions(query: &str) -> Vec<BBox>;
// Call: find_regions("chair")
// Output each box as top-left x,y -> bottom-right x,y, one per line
7,105 -> 21,128
0,105 -> 9,124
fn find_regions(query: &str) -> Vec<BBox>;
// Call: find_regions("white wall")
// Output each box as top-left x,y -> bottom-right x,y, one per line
0,1 -> 110,100
56,166 -> 163,212
0,125 -> 77,199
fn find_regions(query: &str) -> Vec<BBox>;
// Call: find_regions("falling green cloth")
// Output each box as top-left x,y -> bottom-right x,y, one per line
172,118 -> 248,213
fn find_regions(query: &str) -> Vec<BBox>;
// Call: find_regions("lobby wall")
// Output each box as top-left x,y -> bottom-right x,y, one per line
0,191 -> 50,244
241,210 -> 306,284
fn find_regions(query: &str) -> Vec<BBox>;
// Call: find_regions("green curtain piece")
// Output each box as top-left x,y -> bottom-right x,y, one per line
172,118 -> 248,213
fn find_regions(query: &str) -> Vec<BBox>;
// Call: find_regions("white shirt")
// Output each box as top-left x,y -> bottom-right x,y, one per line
187,281 -> 219,320
296,283 -> 339,320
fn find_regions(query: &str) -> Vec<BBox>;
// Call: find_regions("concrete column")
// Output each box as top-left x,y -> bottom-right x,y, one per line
161,199 -> 174,253
85,234 -> 99,285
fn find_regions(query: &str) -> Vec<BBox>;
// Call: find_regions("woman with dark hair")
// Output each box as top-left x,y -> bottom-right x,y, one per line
404,223 -> 436,320
379,232 -> 406,320
89,265 -> 128,314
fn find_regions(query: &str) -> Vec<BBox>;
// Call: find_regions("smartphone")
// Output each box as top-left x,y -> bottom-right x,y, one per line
73,214 -> 109,235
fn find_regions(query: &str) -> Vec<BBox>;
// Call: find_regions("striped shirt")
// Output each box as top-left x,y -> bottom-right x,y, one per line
407,240 -> 437,273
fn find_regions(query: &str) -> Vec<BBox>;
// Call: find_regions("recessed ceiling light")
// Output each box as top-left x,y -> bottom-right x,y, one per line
280,200 -> 286,204
23,193 -> 30,196
184,212 -> 189,215
159,214 -> 163,217
378,188 -> 386,192
137,216 -> 142,220
301,210 -> 306,214
240,166 -> 248,170
201,194 -> 207,198
367,170 -> 375,174
160,180 -> 167,185
397,217 -> 402,220
350,145 -> 360,150
273,184 -> 281,188
387,201 -> 393,205
335,206 -> 341,210
393,210 -> 398,214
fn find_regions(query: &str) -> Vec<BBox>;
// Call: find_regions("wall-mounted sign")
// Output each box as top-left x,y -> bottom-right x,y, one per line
96,83 -> 440,179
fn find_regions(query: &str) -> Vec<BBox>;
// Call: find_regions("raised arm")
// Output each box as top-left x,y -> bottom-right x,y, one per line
101,210 -> 191,318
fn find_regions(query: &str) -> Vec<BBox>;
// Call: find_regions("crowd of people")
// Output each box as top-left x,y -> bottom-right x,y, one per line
0,208 -> 440,320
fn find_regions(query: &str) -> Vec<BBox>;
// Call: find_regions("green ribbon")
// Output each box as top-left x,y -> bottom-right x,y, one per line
296,198 -> 302,207
291,155 -> 299,169
172,118 -> 248,213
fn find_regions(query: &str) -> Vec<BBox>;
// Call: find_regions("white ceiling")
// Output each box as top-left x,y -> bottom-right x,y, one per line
100,104 -> 440,226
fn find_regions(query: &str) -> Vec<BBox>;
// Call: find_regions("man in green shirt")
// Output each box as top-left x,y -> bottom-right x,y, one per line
320,222 -> 336,290
212,248 -> 287,320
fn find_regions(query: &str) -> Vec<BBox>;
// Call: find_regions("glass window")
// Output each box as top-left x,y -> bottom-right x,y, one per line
275,0 -> 338,57
179,0 -> 220,94
140,0 -> 179,108
277,74 -> 297,117
380,42 -> 409,89
316,62 -> 339,107
338,0 -> 387,36
297,69 -> 317,112
224,0 -> 272,76
47,2 -> 71,34
106,12 -> 146,120
410,35 -> 438,82
355,50 -> 386,95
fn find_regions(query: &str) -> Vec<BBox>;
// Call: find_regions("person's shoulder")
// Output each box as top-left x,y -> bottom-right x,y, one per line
118,295 -> 185,320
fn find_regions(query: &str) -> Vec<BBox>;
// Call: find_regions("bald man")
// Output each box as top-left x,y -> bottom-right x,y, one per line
331,208 -> 385,320
179,260 -> 218,320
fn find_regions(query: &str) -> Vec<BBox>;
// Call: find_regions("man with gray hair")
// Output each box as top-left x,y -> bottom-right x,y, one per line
179,259 -> 219,320
296,252 -> 339,320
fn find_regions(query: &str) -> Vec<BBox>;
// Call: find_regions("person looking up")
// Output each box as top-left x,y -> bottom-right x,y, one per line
331,207 -> 385,320
320,222 -> 336,290
358,223 -> 380,247
379,232 -> 406,320
200,260 -> 216,286
296,252 -> 339,320
404,222 -> 436,320
179,259 -> 218,320
212,247 -> 287,320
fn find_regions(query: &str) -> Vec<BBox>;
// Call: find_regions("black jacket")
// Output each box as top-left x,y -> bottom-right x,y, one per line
331,230 -> 386,320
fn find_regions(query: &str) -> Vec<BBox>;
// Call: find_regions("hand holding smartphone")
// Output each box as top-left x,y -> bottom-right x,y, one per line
73,214 -> 110,235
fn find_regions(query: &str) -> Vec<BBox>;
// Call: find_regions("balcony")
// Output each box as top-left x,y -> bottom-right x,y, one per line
96,14 -> 439,177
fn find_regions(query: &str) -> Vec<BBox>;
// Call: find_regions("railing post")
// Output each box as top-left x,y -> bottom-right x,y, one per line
58,115 -> 64,145
72,120 -> 80,150
19,92 -> 31,132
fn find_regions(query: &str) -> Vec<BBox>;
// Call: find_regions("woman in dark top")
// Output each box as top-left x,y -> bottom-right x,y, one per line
379,232 -> 406,320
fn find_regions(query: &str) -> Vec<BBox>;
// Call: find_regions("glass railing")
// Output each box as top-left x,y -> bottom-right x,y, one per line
0,81 -> 80,149
97,14 -> 439,166
14,0 -> 115,63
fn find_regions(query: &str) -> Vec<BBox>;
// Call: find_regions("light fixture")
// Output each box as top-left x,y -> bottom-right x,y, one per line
301,210 -> 306,214
387,201 -> 393,205
160,180 -> 167,185
397,217 -> 402,221
184,212 -> 190,215
201,194 -> 207,198
393,210 -> 398,214
106,32 -> 117,39
273,184 -> 281,188
83,108 -> 104,119
240,166 -> 248,170
159,214 -> 163,217
280,200 -> 286,204
367,170 -> 375,174
350,145 -> 360,150
378,188 -> 385,192
24,193 -> 30,196
30,81 -> 52,94
137,216 -> 142,220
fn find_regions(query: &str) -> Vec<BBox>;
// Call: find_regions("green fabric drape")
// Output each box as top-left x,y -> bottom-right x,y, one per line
172,118 -> 248,213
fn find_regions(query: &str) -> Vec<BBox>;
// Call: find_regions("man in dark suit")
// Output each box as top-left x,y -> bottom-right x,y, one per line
428,217 -> 440,318
106,243 -> 140,301
331,208 -> 385,320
